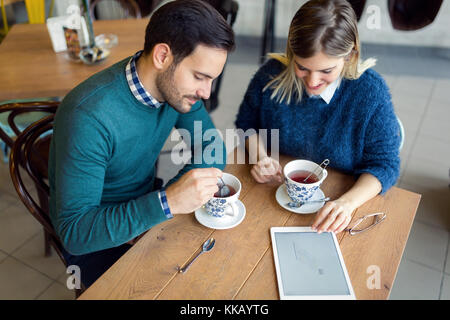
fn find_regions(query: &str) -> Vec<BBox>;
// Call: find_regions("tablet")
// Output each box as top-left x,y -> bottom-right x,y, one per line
270,227 -> 355,300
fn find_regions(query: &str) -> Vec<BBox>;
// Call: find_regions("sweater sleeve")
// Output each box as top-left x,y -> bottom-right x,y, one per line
354,92 -> 401,194
165,100 -> 226,187
51,110 -> 168,255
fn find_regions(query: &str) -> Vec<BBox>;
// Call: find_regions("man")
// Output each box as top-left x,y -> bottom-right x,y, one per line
48,0 -> 235,289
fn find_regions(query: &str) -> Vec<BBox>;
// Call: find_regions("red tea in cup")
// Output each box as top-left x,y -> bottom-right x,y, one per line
214,185 -> 237,198
288,170 -> 319,184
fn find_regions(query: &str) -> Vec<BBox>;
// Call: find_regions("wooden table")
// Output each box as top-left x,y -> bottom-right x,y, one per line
0,19 -> 148,101
79,150 -> 421,300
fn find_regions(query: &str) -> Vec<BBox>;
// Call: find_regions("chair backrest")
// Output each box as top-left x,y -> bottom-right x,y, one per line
9,112 -> 67,264
202,0 -> 239,112
1,0 -> 51,30
89,0 -> 142,20
397,115 -> 405,151
388,0 -> 443,31
24,0 -> 45,24
0,101 -> 59,148
206,0 -> 238,25
1,1 -> 24,34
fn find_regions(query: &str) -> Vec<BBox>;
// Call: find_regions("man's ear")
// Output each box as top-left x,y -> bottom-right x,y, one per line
152,43 -> 172,70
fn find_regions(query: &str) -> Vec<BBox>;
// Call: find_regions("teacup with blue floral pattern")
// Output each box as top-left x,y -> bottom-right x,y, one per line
283,159 -> 328,204
204,173 -> 241,218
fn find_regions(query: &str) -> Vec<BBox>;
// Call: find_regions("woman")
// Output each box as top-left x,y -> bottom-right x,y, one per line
235,0 -> 400,234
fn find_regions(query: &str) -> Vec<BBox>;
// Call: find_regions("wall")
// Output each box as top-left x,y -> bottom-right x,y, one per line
233,0 -> 450,48
53,0 -> 130,19
358,0 -> 450,48
51,0 -> 450,48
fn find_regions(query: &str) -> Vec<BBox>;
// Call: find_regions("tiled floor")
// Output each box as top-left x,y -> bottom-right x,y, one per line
0,37 -> 449,299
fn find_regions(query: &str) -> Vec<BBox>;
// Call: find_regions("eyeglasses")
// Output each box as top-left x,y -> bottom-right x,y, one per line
344,212 -> 386,236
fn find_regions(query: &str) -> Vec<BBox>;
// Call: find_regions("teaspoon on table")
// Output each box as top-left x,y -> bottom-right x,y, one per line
178,238 -> 215,273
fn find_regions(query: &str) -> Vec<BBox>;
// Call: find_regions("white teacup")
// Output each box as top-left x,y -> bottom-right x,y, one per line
283,159 -> 328,204
204,173 -> 241,218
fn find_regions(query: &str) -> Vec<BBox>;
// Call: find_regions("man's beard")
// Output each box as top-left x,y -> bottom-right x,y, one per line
155,63 -> 199,114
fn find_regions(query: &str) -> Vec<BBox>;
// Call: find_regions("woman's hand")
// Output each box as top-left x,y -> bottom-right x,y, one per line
251,156 -> 283,183
311,198 -> 355,233
311,173 -> 382,233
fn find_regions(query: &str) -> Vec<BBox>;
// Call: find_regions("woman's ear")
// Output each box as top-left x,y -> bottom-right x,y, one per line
152,43 -> 172,70
345,48 -> 357,61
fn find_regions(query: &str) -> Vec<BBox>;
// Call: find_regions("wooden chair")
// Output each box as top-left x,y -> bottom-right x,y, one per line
0,101 -> 58,256
0,100 -> 58,155
9,113 -> 84,298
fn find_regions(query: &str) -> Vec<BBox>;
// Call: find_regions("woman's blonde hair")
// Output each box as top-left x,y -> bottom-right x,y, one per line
265,0 -> 376,104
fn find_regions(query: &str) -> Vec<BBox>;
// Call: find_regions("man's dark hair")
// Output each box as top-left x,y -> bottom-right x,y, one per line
143,0 -> 235,64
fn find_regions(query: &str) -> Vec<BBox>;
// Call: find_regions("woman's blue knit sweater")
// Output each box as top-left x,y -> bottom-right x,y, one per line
235,59 -> 401,194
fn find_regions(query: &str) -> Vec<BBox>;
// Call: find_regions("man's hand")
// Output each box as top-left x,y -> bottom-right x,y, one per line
251,156 -> 283,184
165,168 -> 222,214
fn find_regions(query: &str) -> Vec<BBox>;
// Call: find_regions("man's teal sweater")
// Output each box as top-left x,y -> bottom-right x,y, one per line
49,58 -> 226,255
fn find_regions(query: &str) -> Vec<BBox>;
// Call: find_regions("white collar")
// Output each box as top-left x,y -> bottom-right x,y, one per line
307,78 -> 341,104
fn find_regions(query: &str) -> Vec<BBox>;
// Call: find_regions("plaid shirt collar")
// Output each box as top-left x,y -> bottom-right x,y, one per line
125,50 -> 162,108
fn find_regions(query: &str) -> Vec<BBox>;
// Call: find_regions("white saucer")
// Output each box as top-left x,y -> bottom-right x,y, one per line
195,200 -> 246,230
275,184 -> 326,214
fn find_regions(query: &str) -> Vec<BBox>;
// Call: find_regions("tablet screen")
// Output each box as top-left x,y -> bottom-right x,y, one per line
273,231 -> 351,296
